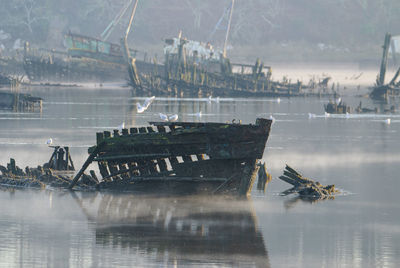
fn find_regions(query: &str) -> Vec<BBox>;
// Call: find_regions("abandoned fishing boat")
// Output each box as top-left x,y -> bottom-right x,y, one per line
22,0 -> 156,83
69,118 -> 273,196
119,1 -> 329,98
22,33 -> 158,83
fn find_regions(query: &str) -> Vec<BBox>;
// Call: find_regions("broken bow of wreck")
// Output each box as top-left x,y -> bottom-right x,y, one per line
69,118 -> 272,196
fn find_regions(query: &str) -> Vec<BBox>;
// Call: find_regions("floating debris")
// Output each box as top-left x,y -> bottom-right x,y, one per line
279,165 -> 338,199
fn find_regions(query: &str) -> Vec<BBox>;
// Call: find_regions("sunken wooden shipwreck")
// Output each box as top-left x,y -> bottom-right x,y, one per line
370,33 -> 400,100
22,39 -> 156,83
0,90 -> 42,112
127,43 -> 335,98
69,118 -> 273,196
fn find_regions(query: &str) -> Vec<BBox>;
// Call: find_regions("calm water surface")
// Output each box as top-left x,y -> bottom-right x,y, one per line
0,86 -> 399,267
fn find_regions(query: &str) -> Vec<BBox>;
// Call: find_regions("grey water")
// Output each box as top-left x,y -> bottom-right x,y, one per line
0,86 -> 399,267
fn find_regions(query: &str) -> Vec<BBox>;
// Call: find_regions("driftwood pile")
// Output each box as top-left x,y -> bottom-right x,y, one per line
279,165 -> 337,199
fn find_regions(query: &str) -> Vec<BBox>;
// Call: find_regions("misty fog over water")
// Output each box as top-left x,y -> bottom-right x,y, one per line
1,0 -> 400,267
0,86 -> 399,267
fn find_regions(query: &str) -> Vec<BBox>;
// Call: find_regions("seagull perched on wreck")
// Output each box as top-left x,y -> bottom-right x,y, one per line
159,113 -> 168,121
159,113 -> 178,122
169,114 -> 179,122
46,138 -> 53,145
136,96 -> 155,113
269,115 -> 276,124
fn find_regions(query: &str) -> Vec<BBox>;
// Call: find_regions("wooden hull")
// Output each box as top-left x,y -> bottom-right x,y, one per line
71,118 -> 272,196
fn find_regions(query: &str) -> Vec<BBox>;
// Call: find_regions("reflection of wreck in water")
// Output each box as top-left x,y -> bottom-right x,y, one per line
73,193 -> 270,267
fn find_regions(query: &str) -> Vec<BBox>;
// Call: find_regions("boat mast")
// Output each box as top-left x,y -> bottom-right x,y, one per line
122,0 -> 139,60
121,0 -> 141,88
101,0 -> 133,41
223,0 -> 235,58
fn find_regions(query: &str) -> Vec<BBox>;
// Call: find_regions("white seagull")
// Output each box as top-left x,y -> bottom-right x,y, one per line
308,113 -> 316,119
385,118 -> 391,125
269,115 -> 276,124
144,96 -> 155,108
276,97 -> 281,103
46,138 -> 53,145
159,113 -> 168,121
168,114 -> 179,122
136,96 -> 155,113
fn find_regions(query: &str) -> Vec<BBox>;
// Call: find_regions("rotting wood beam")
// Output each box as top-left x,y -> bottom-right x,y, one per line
68,143 -> 103,189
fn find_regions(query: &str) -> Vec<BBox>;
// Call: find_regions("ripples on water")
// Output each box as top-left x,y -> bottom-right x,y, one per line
0,86 -> 399,267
